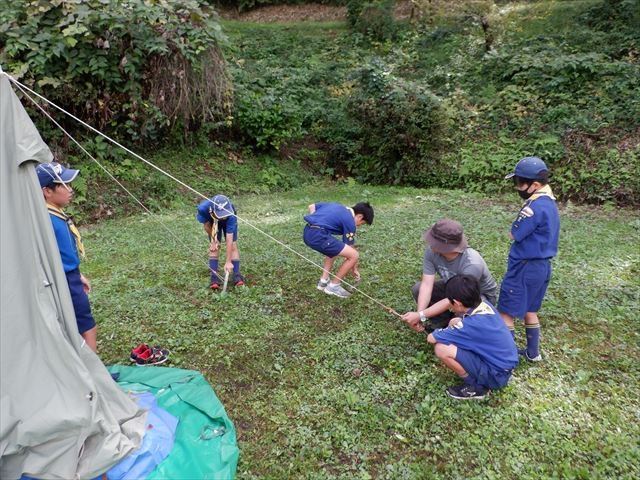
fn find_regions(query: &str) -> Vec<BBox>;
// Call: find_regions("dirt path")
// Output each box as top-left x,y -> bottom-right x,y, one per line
218,1 -> 414,23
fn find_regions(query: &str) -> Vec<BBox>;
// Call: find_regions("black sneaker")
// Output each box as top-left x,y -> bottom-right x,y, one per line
446,383 -> 490,400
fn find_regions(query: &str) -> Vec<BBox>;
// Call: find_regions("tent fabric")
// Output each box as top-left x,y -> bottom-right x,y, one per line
107,392 -> 178,480
0,72 -> 147,480
108,366 -> 239,480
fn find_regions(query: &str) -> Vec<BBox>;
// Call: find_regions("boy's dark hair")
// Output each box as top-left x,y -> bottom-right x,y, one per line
513,171 -> 549,186
445,275 -> 482,309
353,202 -> 374,225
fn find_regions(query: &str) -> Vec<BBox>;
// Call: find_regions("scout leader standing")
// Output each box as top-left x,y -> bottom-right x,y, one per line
498,156 -> 560,362
303,201 -> 374,298
37,162 -> 98,352
196,194 -> 246,290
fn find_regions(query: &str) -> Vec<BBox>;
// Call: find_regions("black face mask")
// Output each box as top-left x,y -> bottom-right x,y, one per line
517,186 -> 533,200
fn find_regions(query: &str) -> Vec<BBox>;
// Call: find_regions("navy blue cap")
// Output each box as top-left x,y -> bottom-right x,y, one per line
505,156 -> 548,180
211,194 -> 233,219
36,162 -> 80,188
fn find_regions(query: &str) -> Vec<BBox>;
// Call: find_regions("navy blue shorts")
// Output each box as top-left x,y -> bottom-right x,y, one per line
303,225 -> 345,258
498,258 -> 551,318
65,269 -> 96,334
214,220 -> 238,242
455,348 -> 513,390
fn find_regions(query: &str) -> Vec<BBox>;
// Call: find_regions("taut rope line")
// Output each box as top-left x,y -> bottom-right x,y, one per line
11,79 -> 225,282
5,73 -> 401,318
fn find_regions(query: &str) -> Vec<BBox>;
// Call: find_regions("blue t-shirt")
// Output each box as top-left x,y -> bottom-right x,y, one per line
196,198 -> 238,236
433,301 -> 518,372
303,202 -> 357,245
509,187 -> 560,261
49,214 -> 80,272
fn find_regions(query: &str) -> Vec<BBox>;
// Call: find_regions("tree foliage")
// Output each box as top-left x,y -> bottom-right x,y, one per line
0,0 -> 232,142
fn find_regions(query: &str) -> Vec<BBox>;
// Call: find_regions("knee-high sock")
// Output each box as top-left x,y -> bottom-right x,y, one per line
526,323 -> 541,357
232,260 -> 240,274
209,259 -> 219,282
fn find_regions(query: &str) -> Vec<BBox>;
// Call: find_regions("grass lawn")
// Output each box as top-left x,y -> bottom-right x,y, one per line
83,182 -> 639,479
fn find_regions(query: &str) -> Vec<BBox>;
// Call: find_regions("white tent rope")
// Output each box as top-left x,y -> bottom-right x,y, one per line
11,79 -> 225,283
5,73 -> 401,317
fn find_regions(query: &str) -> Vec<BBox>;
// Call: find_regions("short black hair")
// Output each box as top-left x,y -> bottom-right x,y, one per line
513,171 -> 549,186
445,275 -> 482,309
353,202 -> 374,225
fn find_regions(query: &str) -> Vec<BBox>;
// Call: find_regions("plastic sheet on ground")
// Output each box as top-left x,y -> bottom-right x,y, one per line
107,391 -> 178,480
107,365 -> 239,480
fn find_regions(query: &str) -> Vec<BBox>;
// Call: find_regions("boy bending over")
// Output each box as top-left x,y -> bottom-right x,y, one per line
303,201 -> 374,298
196,194 -> 245,289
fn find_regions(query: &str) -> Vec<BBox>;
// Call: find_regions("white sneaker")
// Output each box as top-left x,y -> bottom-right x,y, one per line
317,278 -> 330,291
324,283 -> 351,298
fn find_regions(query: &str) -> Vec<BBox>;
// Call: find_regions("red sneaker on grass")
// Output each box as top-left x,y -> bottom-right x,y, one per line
130,344 -> 150,363
135,346 -> 169,366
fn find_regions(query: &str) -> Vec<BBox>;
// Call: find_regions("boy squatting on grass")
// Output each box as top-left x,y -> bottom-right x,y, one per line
401,219 -> 499,333
426,275 -> 518,400
303,201 -> 374,298
499,156 -> 560,362
196,194 -> 246,289
37,162 -> 98,353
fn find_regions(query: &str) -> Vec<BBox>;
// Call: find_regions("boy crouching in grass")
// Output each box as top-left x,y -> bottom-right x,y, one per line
303,201 -> 374,298
427,275 -> 518,400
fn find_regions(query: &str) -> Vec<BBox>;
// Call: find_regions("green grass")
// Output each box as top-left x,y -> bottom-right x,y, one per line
83,183 -> 640,479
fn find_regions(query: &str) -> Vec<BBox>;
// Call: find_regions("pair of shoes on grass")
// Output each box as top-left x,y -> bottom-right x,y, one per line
210,273 -> 246,290
130,344 -> 170,366
317,278 -> 351,298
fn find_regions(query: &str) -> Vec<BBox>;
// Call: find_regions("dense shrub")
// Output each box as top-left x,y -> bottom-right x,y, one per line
347,0 -> 397,41
480,47 -> 640,132
326,60 -> 450,185
0,0 -> 231,143
451,130 -> 640,206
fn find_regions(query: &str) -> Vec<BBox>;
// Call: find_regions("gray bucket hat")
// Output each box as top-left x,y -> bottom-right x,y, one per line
423,219 -> 468,254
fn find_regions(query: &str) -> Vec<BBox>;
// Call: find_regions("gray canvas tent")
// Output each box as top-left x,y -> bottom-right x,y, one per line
0,71 -> 147,479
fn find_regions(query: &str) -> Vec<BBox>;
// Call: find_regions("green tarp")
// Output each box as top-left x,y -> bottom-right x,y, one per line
108,366 -> 239,480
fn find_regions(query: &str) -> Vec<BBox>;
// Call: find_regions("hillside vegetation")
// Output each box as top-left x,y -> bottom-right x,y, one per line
1,0 -> 638,220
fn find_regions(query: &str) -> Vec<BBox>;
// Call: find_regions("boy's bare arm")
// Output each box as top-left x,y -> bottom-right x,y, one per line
203,221 -> 213,236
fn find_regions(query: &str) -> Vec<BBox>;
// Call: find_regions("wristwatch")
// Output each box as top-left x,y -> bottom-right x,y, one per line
418,310 -> 428,325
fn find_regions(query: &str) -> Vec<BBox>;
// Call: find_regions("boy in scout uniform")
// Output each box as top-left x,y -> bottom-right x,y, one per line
498,156 -> 560,362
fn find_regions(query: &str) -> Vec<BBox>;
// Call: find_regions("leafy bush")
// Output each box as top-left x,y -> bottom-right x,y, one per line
0,0 -> 231,143
347,0 -> 397,41
479,46 -> 640,133
234,89 -> 304,149
327,59 -> 450,185
453,131 -> 640,206
554,132 -> 640,205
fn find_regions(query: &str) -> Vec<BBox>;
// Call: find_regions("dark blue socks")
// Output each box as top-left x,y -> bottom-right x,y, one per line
525,323 -> 541,357
232,260 -> 240,274
209,259 -> 219,282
